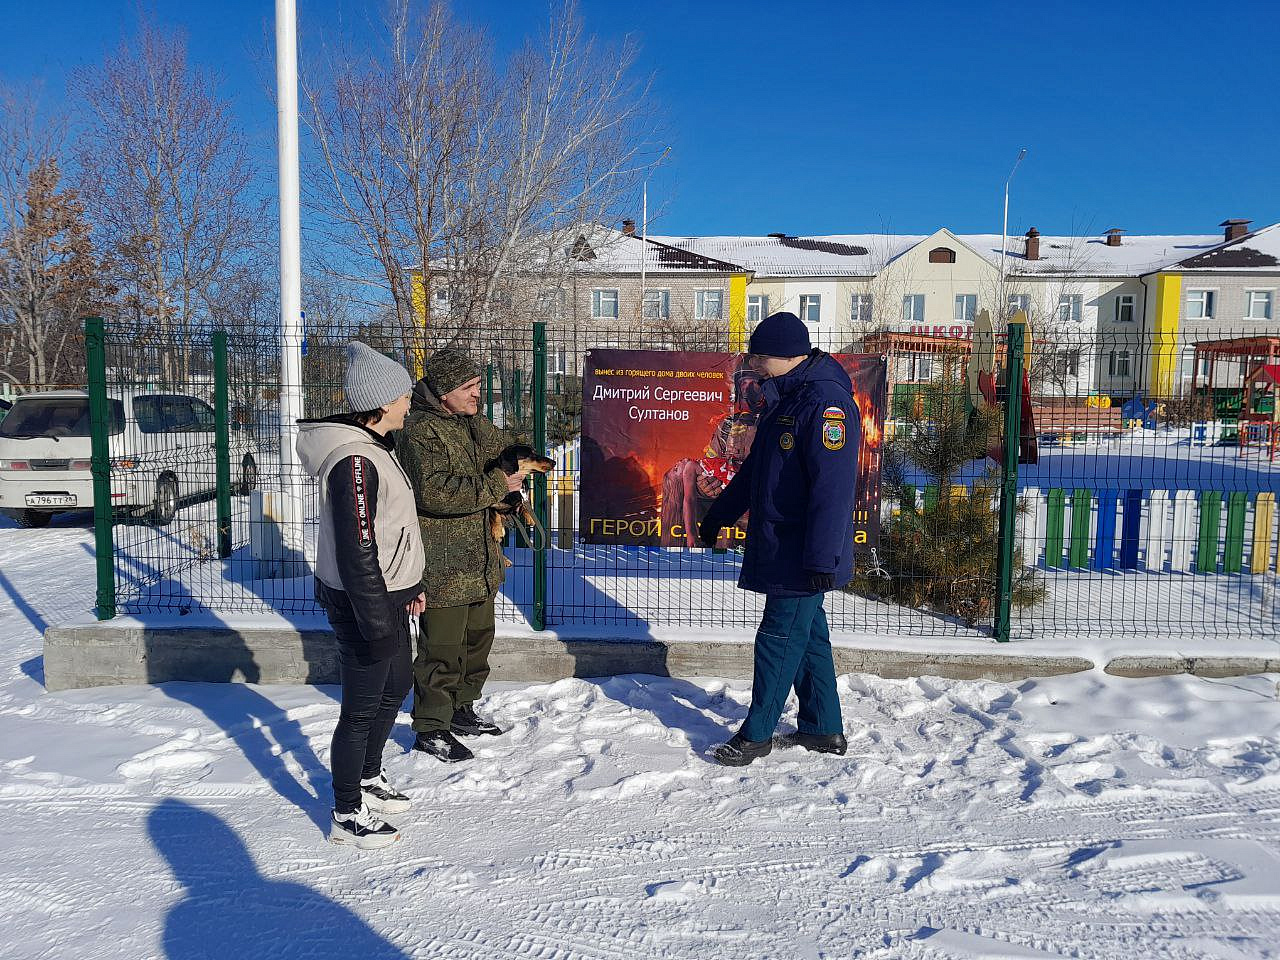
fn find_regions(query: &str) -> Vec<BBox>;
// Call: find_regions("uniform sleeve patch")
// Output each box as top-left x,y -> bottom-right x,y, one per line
821,420 -> 846,450
822,405 -> 845,420
351,456 -> 373,545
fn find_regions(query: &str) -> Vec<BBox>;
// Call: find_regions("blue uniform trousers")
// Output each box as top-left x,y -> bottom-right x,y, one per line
739,593 -> 843,742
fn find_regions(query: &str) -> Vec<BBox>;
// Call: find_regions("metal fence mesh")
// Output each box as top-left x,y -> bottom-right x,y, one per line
73,317 -> 1279,640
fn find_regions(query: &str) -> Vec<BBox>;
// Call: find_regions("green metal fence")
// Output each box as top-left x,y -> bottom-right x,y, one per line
78,315 -> 1280,641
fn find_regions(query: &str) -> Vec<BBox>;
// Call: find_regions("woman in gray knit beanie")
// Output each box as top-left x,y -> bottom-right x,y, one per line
293,340 -> 423,849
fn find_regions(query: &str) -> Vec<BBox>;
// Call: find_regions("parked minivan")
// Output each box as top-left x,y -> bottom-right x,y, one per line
0,390 -> 259,528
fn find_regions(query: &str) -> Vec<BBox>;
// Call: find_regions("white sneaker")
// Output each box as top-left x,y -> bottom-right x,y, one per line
360,770 -> 412,814
330,803 -> 400,850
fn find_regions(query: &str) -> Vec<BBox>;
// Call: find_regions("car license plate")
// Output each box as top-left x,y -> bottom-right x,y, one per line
25,494 -> 76,507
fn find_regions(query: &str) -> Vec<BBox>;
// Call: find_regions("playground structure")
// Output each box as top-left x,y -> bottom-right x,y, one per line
861,328 -> 1126,443
1191,335 -> 1280,457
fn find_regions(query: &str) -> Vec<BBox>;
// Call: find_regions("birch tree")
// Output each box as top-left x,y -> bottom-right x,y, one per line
304,0 -> 654,368
76,25 -> 262,382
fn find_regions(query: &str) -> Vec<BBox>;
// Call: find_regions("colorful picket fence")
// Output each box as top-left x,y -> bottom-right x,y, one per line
1017,486 -> 1279,575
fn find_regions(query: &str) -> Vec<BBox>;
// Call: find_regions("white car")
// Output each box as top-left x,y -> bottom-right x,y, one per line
0,390 -> 259,528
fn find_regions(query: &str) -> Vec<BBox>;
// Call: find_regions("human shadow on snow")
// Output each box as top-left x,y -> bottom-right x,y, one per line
149,799 -> 410,960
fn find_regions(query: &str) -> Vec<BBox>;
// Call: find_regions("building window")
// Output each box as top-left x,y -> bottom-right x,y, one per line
1057,294 -> 1083,323
1008,293 -> 1031,315
548,348 -> 568,375
910,355 -> 934,381
902,294 -> 925,323
799,294 -> 821,324
851,293 -> 873,325
1108,349 -> 1132,378
536,288 -> 565,319
747,294 -> 770,324
1246,290 -> 1273,320
1051,348 -> 1081,377
1185,289 -> 1215,320
928,247 -> 956,264
1115,294 -> 1136,323
695,289 -> 723,321
954,294 -> 977,322
642,289 -> 670,320
592,289 -> 619,319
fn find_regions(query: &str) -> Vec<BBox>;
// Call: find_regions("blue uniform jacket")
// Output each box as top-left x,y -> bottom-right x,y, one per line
705,351 -> 861,596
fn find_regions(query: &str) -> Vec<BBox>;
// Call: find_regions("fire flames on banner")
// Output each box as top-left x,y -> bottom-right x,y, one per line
580,349 -> 886,551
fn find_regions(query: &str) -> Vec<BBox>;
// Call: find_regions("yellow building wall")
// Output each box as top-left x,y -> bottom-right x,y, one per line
729,273 -> 749,352
1152,272 -> 1182,398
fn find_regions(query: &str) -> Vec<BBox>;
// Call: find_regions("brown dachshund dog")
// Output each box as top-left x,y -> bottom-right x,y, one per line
487,445 -> 556,553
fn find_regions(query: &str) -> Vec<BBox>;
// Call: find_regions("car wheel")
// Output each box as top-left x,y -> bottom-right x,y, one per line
237,455 -> 258,496
151,475 -> 179,526
17,509 -> 53,529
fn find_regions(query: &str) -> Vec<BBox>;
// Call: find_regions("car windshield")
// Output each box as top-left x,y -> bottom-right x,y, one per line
0,397 -> 125,438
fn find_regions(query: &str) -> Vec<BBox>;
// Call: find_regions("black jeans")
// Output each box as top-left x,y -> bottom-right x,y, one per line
322,591 -> 413,814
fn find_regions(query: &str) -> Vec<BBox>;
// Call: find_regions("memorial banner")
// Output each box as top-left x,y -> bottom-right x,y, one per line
580,349 -> 885,552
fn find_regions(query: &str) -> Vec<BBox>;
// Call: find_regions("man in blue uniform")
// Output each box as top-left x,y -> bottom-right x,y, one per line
698,311 -> 860,766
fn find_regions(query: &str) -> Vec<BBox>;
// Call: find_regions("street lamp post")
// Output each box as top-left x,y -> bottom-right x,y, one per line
999,148 -> 1028,313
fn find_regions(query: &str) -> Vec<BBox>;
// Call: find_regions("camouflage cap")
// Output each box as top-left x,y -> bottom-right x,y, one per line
423,347 -> 482,399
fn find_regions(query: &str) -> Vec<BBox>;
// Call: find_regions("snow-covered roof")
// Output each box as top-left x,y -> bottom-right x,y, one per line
963,233 -> 1225,277
649,234 -> 923,278
1176,223 -> 1280,272
652,231 -> 1248,279
567,227 -> 747,275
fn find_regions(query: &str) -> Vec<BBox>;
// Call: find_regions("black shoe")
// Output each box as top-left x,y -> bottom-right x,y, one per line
450,704 -> 505,737
776,731 -> 848,755
711,732 -> 773,767
360,770 -> 411,814
412,730 -> 474,763
330,804 -> 400,850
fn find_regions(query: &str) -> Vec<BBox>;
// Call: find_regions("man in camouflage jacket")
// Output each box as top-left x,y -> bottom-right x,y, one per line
396,348 -> 528,762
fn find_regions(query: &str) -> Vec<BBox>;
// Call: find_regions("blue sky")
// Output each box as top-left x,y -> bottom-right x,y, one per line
4,0 -> 1278,238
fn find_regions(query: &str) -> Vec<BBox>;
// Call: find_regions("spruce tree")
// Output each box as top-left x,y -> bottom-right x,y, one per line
853,361 -> 1045,626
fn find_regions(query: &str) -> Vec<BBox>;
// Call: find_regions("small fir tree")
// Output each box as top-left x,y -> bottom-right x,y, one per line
852,362 -> 1044,626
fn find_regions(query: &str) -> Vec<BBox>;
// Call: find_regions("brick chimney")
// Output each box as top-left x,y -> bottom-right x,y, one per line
621,219 -> 636,236
1104,228 -> 1125,247
1024,227 -> 1041,261
1220,218 -> 1252,242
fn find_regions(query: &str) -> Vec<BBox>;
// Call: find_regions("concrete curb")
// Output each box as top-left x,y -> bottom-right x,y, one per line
47,622 -> 1106,691
1104,655 -> 1280,678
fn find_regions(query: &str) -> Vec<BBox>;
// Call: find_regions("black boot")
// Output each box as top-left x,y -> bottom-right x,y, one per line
776,731 -> 848,755
711,732 -> 773,767
412,730 -> 474,763
451,704 -> 505,737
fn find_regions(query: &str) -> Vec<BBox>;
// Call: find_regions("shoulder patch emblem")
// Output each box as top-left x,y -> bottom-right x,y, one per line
822,420 -> 846,451
779,432 -> 795,451
822,405 -> 845,420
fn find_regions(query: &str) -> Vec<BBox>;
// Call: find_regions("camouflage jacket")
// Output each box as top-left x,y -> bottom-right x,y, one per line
396,382 -> 514,608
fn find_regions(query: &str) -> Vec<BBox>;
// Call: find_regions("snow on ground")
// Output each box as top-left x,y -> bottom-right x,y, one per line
3,516 -> 1280,958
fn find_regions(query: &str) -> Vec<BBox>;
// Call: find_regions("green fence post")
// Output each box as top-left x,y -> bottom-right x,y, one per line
1069,490 -> 1092,568
993,320 -> 1025,643
485,363 -> 494,421
1045,489 -> 1065,569
85,317 -> 116,621
1223,491 -> 1246,574
532,322 -> 548,632
213,331 -> 232,559
513,367 -> 523,425
1197,491 -> 1223,574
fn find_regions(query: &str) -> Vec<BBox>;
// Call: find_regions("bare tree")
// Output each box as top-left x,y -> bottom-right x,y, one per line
304,0 -> 654,367
76,24 -> 263,381
0,89 -> 101,388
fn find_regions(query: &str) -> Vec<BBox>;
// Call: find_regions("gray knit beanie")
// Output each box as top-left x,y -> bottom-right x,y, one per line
424,348 -> 482,399
344,341 -> 414,412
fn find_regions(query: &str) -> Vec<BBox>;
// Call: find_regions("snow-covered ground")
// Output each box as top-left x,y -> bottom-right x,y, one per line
3,516 -> 1280,958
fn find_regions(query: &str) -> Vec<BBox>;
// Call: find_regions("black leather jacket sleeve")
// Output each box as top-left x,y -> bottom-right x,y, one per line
326,454 -> 397,652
